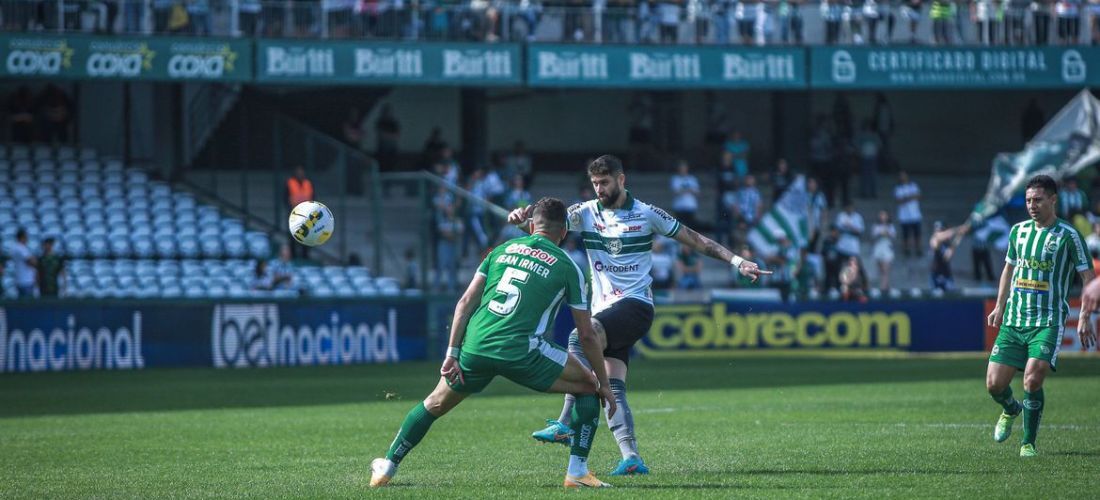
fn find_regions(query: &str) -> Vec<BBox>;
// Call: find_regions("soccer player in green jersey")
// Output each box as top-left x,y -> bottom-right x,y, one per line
370,197 -> 618,488
986,175 -> 1097,457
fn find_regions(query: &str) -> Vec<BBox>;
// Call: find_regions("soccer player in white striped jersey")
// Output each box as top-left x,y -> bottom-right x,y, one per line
985,175 -> 1096,457
508,155 -> 770,475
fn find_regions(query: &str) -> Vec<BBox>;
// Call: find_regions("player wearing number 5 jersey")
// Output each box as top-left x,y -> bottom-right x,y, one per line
370,197 -> 618,489
986,175 -> 1096,457
510,155 -> 770,475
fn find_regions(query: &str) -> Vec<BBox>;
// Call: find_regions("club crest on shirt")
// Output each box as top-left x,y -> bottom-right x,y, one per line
1044,236 -> 1060,253
606,238 -> 623,255
568,210 -> 582,229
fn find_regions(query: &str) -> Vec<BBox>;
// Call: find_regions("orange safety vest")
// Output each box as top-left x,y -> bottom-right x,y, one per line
287,177 -> 314,206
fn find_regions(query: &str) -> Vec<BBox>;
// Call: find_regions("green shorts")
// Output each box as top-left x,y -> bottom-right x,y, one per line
989,325 -> 1063,371
447,339 -> 569,394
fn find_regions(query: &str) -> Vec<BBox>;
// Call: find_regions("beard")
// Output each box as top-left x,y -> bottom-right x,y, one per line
598,185 -> 621,205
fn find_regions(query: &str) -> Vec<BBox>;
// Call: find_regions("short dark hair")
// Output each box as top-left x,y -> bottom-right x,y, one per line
531,197 -> 567,233
15,228 -> 26,240
587,155 -> 624,178
1026,175 -> 1058,196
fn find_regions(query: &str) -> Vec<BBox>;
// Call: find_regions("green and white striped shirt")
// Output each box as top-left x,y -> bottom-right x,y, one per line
1002,219 -> 1092,328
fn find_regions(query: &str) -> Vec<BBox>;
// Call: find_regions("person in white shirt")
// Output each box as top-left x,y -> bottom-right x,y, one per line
649,237 -> 674,290
669,160 -> 701,229
9,228 -> 37,298
894,171 -> 923,257
870,210 -> 896,290
835,203 -> 865,259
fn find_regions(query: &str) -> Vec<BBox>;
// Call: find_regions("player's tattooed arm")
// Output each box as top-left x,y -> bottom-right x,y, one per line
675,225 -> 734,262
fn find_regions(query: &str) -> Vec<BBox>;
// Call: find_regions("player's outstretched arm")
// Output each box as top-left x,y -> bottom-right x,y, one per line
570,308 -> 617,418
673,225 -> 772,282
441,273 -> 487,385
1077,270 -> 1097,350
988,262 -> 1015,328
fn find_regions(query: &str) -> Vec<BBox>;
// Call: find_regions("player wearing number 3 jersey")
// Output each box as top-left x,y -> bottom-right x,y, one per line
370,197 -> 618,489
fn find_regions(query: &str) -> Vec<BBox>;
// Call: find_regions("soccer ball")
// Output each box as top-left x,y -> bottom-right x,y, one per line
288,201 -> 335,247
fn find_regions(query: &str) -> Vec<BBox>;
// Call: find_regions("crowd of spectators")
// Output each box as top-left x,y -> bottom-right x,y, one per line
7,0 -> 1100,45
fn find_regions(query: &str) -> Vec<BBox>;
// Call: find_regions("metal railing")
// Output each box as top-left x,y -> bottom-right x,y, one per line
5,0 -> 1100,46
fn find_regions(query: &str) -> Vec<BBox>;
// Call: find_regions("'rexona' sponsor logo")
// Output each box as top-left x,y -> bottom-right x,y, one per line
593,261 -> 639,273
639,303 -> 910,356
5,39 -> 74,76
211,304 -> 400,368
1015,258 -> 1054,272
0,309 -> 145,373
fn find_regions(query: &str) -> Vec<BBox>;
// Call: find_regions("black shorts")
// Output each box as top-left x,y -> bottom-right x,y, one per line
593,298 -> 655,366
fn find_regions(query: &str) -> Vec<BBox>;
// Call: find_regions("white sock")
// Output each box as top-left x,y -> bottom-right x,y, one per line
567,455 -> 588,477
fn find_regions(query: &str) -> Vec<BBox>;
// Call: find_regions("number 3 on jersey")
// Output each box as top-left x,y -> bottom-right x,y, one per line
488,267 -> 530,316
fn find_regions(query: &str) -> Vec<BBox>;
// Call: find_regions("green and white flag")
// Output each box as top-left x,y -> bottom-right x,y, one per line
971,90 -> 1100,224
748,175 -> 810,258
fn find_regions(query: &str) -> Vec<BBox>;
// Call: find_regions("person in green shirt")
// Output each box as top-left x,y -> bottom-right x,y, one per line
370,197 -> 617,489
37,237 -> 64,298
986,175 -> 1097,457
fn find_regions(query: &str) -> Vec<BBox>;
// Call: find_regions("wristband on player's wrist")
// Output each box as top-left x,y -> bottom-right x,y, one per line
730,255 -> 745,269
447,346 -> 461,359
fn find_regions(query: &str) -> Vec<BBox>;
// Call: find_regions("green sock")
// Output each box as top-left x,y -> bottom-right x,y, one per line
1021,389 -> 1045,446
569,394 -> 600,459
386,402 -> 438,464
991,386 -> 1021,415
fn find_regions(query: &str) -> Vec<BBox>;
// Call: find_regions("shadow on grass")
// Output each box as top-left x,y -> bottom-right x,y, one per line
1,356 -> 1097,418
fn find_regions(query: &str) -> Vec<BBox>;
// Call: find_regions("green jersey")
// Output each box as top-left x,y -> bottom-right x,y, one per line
463,234 -> 588,360
1002,218 -> 1092,328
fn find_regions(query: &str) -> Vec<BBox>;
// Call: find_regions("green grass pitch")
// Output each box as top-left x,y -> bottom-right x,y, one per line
2,355 -> 1099,498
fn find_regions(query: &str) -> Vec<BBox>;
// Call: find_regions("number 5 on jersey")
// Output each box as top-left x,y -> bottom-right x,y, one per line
488,267 -> 530,316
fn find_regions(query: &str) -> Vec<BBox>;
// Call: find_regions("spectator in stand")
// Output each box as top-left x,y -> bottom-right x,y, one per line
822,0 -> 842,44
435,203 -> 463,293
239,0 -> 262,36
1034,0 -> 1053,44
8,86 -> 36,144
806,177 -> 829,248
839,256 -> 869,302
1091,0 -> 1100,44
793,247 -> 816,298
188,0 -> 212,35
676,243 -> 702,290
403,248 -> 420,289
929,221 -> 955,291
438,147 -> 461,185
778,0 -> 804,44
715,151 -> 739,245
971,218 -> 998,283
1059,176 -> 1089,220
38,85 -> 73,145
10,229 -> 36,298
769,236 -> 798,302
972,0 -> 999,44
809,116 -> 836,207
863,0 -> 883,43
657,0 -> 680,43
270,244 -> 299,292
724,130 -> 751,178
504,174 -> 532,210
504,140 -> 533,187
650,237 -> 674,290
342,107 -> 365,149
856,119 -> 881,199
930,0 -> 952,44
821,225 -> 842,293
1087,222 -> 1100,256
375,104 -> 401,171
735,0 -> 758,45
482,159 -> 507,205
252,260 -> 274,291
901,0 -> 922,43
870,210 -> 895,291
770,158 -> 793,201
670,160 -> 701,229
463,168 -> 491,258
37,237 -> 63,298
894,170 -> 923,257
728,174 -> 763,246
835,203 -> 865,259
422,126 -> 447,167
286,165 -> 315,259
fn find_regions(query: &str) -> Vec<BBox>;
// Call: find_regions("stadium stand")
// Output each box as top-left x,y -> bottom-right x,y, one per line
0,143 -> 402,299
